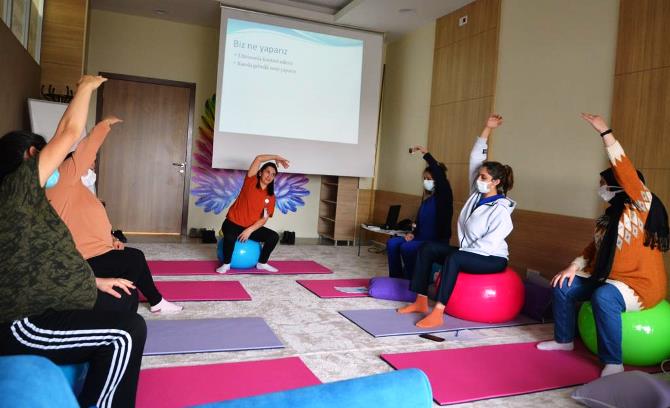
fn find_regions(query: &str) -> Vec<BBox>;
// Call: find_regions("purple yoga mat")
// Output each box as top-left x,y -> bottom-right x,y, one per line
339,308 -> 538,337
381,341 -> 660,405
139,281 -> 251,302
148,260 -> 332,276
296,278 -> 370,298
144,318 -> 283,356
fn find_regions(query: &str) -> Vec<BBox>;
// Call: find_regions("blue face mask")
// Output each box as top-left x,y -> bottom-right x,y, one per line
45,169 -> 60,189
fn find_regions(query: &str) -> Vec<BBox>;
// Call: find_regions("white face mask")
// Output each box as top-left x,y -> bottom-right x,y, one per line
423,179 -> 435,191
81,169 -> 97,187
598,185 -> 622,202
476,179 -> 490,194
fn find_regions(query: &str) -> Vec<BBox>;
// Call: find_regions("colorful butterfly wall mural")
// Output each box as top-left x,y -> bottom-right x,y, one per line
190,95 -> 310,214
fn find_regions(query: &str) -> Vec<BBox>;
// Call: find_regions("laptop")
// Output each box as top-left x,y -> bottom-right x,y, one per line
381,205 -> 401,230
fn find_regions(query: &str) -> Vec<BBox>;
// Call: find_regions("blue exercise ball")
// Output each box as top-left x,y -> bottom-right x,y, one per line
217,239 -> 261,268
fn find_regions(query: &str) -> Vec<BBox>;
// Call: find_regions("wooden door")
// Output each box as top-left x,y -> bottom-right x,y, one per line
96,74 -> 194,234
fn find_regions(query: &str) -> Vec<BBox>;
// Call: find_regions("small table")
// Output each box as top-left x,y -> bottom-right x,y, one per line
358,224 -> 409,256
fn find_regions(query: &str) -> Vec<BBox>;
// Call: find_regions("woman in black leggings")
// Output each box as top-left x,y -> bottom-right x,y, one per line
217,154 -> 289,273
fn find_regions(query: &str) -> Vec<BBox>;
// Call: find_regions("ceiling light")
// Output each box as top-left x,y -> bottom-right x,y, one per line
398,8 -> 416,14
153,9 -> 167,15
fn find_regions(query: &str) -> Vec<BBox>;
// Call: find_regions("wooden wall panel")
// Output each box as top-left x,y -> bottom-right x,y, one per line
507,210 -> 595,279
355,188 -> 373,241
0,22 -> 40,134
431,28 -> 498,105
428,97 -> 493,163
429,0 -> 500,223
612,0 -> 670,299
435,0 -> 500,48
40,0 -> 88,92
367,190 -> 596,282
615,0 -> 670,75
371,190 -> 423,225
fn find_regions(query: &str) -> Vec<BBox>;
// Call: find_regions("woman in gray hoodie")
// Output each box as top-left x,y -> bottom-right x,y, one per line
398,114 -> 516,328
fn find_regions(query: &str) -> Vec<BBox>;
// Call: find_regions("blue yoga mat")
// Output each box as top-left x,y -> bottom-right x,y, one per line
339,308 -> 538,337
144,318 -> 284,356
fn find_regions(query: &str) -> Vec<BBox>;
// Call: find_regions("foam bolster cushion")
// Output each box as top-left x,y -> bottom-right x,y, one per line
369,277 -> 417,302
572,370 -> 670,408
196,369 -> 432,408
0,355 -> 79,408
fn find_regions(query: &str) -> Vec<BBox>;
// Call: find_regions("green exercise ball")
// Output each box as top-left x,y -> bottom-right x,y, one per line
578,299 -> 670,366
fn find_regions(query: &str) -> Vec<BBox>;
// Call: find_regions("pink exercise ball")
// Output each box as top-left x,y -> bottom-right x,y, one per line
444,267 -> 525,323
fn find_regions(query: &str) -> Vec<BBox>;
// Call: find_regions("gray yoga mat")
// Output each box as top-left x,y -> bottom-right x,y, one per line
339,308 -> 538,337
144,318 -> 284,356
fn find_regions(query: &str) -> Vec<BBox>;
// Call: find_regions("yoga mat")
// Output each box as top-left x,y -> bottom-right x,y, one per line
297,278 -> 370,298
148,260 -> 220,276
139,281 -> 251,302
381,341 -> 660,405
339,308 -> 538,337
144,318 -> 283,356
136,357 -> 321,408
148,260 -> 332,276
224,260 -> 332,275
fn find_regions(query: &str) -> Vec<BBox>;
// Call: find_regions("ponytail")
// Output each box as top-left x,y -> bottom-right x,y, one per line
481,161 -> 514,195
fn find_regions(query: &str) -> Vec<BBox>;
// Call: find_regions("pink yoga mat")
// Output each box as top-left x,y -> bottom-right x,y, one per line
136,357 -> 321,408
148,260 -> 332,276
138,281 -> 251,302
381,341 -> 659,405
297,278 -> 370,298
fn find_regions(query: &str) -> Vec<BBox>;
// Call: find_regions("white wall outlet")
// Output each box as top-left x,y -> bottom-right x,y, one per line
458,15 -> 468,26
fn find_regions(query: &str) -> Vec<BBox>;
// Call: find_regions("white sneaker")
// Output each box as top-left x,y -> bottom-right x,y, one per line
536,340 -> 574,351
216,263 -> 231,274
150,298 -> 183,314
601,364 -> 624,377
256,262 -> 279,273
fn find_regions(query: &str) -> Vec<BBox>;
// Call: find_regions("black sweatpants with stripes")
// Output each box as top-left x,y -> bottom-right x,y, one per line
0,309 -> 146,408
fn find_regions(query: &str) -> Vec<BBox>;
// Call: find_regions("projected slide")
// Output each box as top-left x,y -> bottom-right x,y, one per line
219,19 -> 364,144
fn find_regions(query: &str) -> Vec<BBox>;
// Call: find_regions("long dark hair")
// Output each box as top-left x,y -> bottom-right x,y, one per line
0,131 -> 47,183
423,163 -> 447,193
256,162 -> 277,196
481,161 -> 514,195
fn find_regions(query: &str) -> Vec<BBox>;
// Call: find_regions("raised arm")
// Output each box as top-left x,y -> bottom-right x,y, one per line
469,114 -> 503,190
247,154 -> 290,178
62,116 -> 121,180
38,75 -> 107,186
581,113 -> 651,212
409,145 -> 451,200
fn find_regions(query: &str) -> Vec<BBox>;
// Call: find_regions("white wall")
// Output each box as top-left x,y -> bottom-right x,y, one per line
493,0 -> 619,218
86,10 -> 323,237
375,21 -> 436,195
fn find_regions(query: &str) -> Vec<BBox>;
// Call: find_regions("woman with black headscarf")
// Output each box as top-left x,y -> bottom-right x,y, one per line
537,113 -> 668,377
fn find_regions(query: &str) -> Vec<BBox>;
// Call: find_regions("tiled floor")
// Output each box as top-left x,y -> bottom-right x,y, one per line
134,240 -> 582,407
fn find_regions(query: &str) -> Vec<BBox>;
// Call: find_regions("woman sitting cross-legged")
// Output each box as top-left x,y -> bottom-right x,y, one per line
386,146 -> 453,280
216,154 -> 288,273
537,113 -> 668,377
46,116 -> 182,314
398,114 -> 516,328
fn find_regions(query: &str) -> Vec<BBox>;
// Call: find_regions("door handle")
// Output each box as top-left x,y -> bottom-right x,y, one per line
172,162 -> 186,174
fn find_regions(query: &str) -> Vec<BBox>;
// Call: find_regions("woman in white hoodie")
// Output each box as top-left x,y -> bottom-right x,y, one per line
398,114 -> 516,328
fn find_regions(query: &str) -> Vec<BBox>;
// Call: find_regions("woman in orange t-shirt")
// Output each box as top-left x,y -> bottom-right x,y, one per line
216,154 -> 289,273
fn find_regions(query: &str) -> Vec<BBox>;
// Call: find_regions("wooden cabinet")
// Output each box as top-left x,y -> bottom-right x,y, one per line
318,176 -> 358,245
